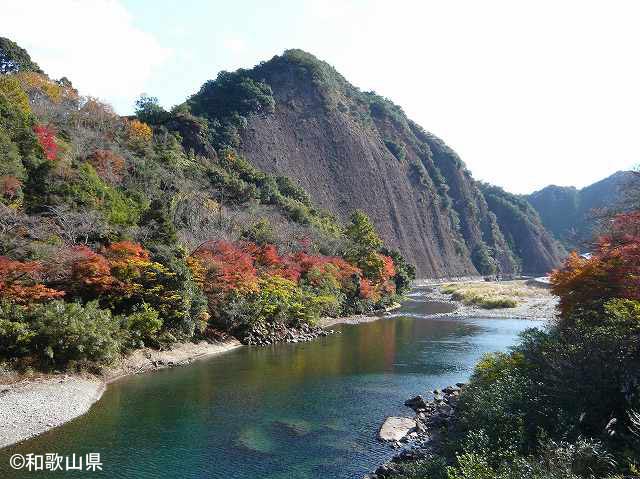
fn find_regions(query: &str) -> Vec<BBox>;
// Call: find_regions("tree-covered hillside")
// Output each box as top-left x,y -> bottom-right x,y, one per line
527,171 -> 638,251
0,38 -> 414,370
479,183 -> 567,275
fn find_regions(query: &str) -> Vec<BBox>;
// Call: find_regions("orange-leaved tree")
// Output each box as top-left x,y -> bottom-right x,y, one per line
0,257 -> 65,304
61,245 -> 114,298
189,240 -> 259,302
551,211 -> 640,316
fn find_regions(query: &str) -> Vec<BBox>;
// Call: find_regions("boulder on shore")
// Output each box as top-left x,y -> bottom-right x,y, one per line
378,417 -> 416,442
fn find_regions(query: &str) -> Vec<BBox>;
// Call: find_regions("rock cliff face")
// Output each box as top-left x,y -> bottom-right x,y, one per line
209,50 -> 564,277
479,184 -> 567,275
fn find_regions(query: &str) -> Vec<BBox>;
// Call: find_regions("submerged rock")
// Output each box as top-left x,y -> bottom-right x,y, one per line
378,417 -> 416,442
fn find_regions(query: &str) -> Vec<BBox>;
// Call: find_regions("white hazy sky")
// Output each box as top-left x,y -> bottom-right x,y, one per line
3,0 -> 638,193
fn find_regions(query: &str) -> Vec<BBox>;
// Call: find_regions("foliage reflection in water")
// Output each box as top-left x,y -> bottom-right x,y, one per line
0,297 -> 539,479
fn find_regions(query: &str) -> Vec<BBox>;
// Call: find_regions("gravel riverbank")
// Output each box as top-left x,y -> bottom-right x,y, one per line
405,280 -> 558,321
318,303 -> 402,328
0,339 -> 241,449
0,305 -> 397,451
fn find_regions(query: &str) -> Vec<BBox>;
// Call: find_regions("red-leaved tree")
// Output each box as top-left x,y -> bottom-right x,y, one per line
190,241 -> 259,300
551,211 -> 640,316
33,124 -> 57,161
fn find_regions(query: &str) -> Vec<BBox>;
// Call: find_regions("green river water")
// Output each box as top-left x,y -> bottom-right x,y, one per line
0,290 -> 540,478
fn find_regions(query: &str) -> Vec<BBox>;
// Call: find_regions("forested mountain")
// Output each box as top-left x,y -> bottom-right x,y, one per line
0,37 -> 416,365
526,171 -> 637,251
189,49 -> 563,276
478,183 -> 566,275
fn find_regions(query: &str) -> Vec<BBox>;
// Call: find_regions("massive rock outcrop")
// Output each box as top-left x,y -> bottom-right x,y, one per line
224,50 -> 564,276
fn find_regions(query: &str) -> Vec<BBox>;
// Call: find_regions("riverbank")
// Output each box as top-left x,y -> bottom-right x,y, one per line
413,279 -> 558,321
0,339 -> 241,449
0,305 -> 395,451
0,283 -> 534,454
368,384 -> 463,478
318,303 -> 402,328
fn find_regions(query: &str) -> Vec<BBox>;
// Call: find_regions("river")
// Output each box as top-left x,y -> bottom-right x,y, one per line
0,289 -> 540,478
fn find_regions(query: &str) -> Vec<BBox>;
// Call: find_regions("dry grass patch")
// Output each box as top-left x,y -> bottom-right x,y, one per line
440,281 -> 545,309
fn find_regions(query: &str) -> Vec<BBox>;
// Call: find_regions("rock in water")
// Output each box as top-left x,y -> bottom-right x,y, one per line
404,395 -> 428,410
378,417 -> 416,442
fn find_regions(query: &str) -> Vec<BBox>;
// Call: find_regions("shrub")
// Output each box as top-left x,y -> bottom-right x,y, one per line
124,303 -> 162,348
455,360 -> 533,457
387,456 -> 448,479
445,437 -> 616,479
0,300 -> 122,367
0,302 -> 34,358
241,219 -> 276,245
63,163 -> 144,226
253,274 -> 320,326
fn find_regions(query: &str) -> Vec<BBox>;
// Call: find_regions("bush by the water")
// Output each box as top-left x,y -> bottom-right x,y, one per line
0,300 -> 122,368
391,211 -> 640,478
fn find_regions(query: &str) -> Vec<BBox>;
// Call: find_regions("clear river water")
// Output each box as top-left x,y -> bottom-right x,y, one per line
0,289 -> 540,478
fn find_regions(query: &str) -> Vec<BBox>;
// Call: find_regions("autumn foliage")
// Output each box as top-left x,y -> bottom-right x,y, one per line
33,124 -> 57,160
0,257 -> 65,304
190,241 -> 259,299
0,46 -> 411,365
127,118 -> 153,144
62,245 -> 114,297
87,149 -> 125,183
189,240 -> 397,326
551,211 -> 640,316
0,175 -> 22,199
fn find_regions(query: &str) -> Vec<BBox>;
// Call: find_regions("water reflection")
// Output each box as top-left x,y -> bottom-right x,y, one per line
0,292 -> 538,479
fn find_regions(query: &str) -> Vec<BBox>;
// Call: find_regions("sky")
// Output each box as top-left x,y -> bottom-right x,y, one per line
3,0 -> 638,193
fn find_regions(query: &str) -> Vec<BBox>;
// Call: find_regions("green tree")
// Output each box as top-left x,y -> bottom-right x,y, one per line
135,94 -> 169,125
346,210 -> 383,252
345,210 -> 384,278
0,37 -> 43,74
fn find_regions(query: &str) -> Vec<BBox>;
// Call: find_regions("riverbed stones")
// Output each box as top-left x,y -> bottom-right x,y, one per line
404,395 -> 428,410
378,417 -> 416,442
369,383 -> 467,477
241,323 -> 337,346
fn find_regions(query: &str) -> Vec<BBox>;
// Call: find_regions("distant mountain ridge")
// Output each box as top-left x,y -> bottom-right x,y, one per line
526,171 -> 636,251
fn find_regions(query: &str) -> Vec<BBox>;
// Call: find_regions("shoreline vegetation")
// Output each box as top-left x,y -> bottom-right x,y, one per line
0,302 -> 401,450
0,281 -> 538,452
368,212 -> 640,478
